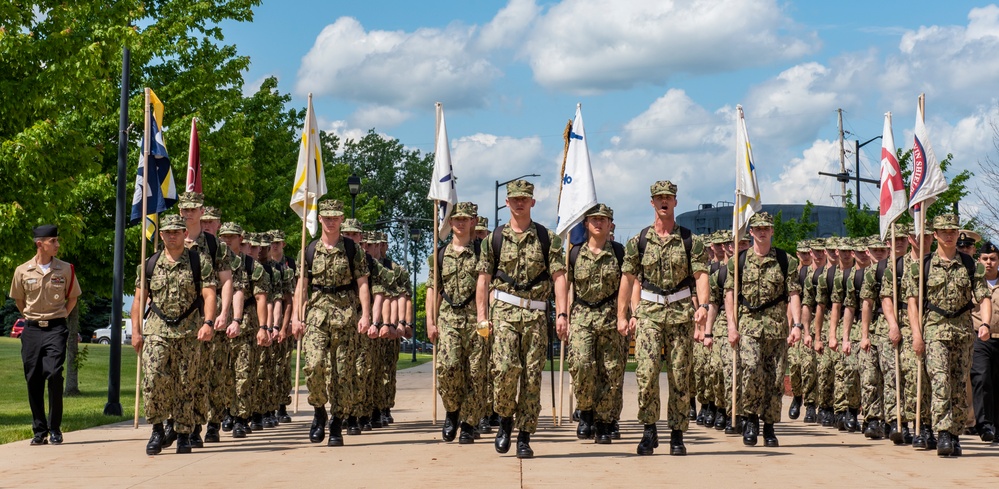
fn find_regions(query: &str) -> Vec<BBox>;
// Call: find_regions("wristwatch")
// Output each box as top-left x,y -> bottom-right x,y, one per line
203,319 -> 214,328
233,317 -> 243,325
260,325 -> 269,330
794,323 -> 804,330
557,313 -> 568,319
699,304 -> 709,310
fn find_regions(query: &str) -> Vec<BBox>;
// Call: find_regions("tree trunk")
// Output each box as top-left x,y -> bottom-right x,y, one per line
64,306 -> 81,396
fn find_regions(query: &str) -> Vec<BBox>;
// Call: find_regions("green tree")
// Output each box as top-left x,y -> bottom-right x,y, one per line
772,201 -> 817,253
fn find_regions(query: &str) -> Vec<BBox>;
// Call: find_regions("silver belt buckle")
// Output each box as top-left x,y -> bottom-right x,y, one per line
38,320 -> 49,327
519,297 -> 529,308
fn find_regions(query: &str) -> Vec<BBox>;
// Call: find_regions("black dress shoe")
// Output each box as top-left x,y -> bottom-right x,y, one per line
576,410 -> 594,439
803,404 -> 817,424
763,423 -> 779,447
936,431 -> 953,457
221,412 -> 234,432
30,432 -> 48,446
346,416 -> 362,436
610,420 -> 621,440
636,424 -> 658,455
594,422 -> 612,444
495,417 -> 513,454
788,396 -> 803,420
442,411 -> 459,442
146,424 -> 164,455
980,424 -> 996,442
176,433 -> 192,454
703,404 -> 717,428
328,417 -> 344,447
669,429 -> 686,456
278,405 -> 292,424
743,415 -> 760,447
190,424 -> 204,448
371,409 -> 383,429
48,430 -> 63,445
309,407 -> 328,443
162,420 -> 177,448
516,431 -> 534,459
458,422 -> 475,444
233,419 -> 248,439
478,417 -> 493,434
205,423 -> 220,443
714,412 -> 728,431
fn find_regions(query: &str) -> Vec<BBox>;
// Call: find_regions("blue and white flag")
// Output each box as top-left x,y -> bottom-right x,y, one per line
556,104 -> 597,237
428,103 -> 458,234
130,89 -> 177,236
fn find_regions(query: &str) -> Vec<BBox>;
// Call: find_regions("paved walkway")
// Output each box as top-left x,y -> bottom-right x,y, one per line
1,366 -> 996,488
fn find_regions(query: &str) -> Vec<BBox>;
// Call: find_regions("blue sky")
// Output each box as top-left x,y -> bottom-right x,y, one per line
222,0 -> 999,242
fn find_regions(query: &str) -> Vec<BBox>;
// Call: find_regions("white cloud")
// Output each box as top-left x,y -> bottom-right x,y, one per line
296,17 -> 500,109
476,0 -> 540,51
759,139 -> 842,206
523,0 -> 818,93
349,106 -> 412,130
620,89 -> 725,151
318,117 -> 380,149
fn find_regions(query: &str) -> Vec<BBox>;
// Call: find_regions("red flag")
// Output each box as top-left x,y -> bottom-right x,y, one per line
186,118 -> 202,192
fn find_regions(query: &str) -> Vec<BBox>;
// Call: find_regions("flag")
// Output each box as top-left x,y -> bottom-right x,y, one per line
428,103 -> 458,234
290,95 -> 327,237
186,118 -> 202,192
555,104 -> 598,237
733,105 -> 761,235
130,89 -> 177,237
908,98 -> 948,234
878,112 -> 906,239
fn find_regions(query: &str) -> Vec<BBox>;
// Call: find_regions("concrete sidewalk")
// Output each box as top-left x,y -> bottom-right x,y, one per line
1,367 -> 996,488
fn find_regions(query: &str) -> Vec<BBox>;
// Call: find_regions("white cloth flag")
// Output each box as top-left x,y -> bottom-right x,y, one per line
908,99 -> 948,234
290,96 -> 327,237
428,103 -> 458,234
555,104 -> 598,237
733,105 -> 762,236
878,112 -> 906,239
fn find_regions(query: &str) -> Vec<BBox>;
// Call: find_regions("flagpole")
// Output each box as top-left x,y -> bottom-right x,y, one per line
431,102 -> 442,426
891,226 -> 902,436
556,116 -> 573,427
731,218 -> 740,424
293,93 -> 314,414
914,93 -> 926,431
135,87 -> 152,429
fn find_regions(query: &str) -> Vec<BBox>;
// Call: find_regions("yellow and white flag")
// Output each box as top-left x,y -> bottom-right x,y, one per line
290,95 -> 327,237
734,105 -> 761,235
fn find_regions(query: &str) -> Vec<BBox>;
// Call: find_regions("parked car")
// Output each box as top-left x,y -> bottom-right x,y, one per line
10,318 -> 25,338
400,338 -> 433,353
93,318 -> 132,345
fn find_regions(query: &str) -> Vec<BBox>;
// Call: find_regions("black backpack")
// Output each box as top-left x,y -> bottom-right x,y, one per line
735,248 -> 790,312
489,222 -> 552,292
304,236 -> 359,293
143,248 -> 204,324
635,225 -> 694,296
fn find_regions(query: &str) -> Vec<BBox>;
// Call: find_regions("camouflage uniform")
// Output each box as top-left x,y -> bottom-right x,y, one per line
813,254 -> 840,417
137,221 -> 216,435
833,257 -> 863,416
233,242 -> 269,421
708,250 -> 734,416
381,262 -> 409,411
477,213 -> 565,434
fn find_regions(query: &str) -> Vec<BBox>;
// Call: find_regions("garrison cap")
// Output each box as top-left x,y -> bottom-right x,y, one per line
957,229 -> 981,247
506,180 -> 534,198
318,199 -> 345,217
979,241 -> 999,255
452,202 -> 478,219
650,180 -> 677,197
201,206 -> 220,221
476,217 -> 489,232
218,222 -> 243,236
159,214 -> 186,231
932,214 -> 961,230
341,218 -> 363,233
269,230 -> 285,242
749,212 -> 774,228
586,203 -> 614,220
177,191 -> 205,209
32,224 -> 58,239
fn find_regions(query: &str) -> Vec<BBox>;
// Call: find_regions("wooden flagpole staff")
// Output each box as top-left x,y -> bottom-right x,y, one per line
134,88 -> 152,429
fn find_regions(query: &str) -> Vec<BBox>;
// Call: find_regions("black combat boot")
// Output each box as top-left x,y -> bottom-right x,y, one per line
345,416 -> 361,435
803,404 -> 817,424
610,420 -> 621,439
162,419 -> 177,448
489,412 -> 500,426
743,414 -> 760,446
788,396 -> 803,420
714,410 -> 728,431
833,410 -> 846,430
233,417 -> 248,439
328,417 -> 344,447
704,403 -> 717,428
688,398 -> 697,421
636,424 -> 659,456
951,435 -> 962,456
478,416 -> 492,434
936,431 -> 953,457
204,422 -> 221,443
221,409 -> 234,432
360,415 -> 372,431
278,405 -> 292,423
262,412 -> 275,428
458,422 -> 476,444
383,408 -> 394,425
443,411 -> 460,442
846,409 -> 860,433
495,417 -> 514,454
175,432 -> 192,454
763,422 -> 779,447
902,423 -> 913,444
572,409 -> 581,422
146,423 -> 165,455
864,418 -> 884,439
371,408 -> 383,429
516,431 -> 534,459
190,424 -> 204,448
577,410 -> 594,440
594,422 -> 612,444
887,419 -> 903,444
669,429 -> 686,456
309,407 -> 328,443
270,410 -> 280,426
695,404 -> 707,425
924,426 -> 937,450
250,413 -> 264,431
724,414 -> 737,434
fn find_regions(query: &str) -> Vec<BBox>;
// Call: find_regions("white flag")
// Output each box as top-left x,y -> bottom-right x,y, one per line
290,95 -> 327,237
555,104 -> 598,237
734,105 -> 761,235
908,98 -> 948,234
428,103 -> 458,234
878,112 -> 906,239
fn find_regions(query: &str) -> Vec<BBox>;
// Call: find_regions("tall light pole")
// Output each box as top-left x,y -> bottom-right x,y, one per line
347,174 -> 361,218
409,227 -> 423,362
494,173 -> 540,227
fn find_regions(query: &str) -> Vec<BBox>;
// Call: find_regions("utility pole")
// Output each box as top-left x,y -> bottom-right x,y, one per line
837,108 -> 846,207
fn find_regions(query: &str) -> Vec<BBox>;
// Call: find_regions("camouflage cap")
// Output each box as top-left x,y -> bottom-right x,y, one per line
341,218 -> 363,233
476,216 -> 489,232
318,199 -> 345,217
932,213 -> 960,230
258,232 -> 272,246
177,191 -> 205,209
159,214 -> 186,231
907,222 -> 934,235
244,233 -> 259,246
650,180 -> 677,197
268,230 -> 285,243
892,222 -> 909,237
218,222 -> 243,236
810,238 -> 826,251
749,212 -> 774,228
586,203 -> 614,220
360,231 -> 374,243
797,240 -> 812,252
958,229 -> 981,246
379,232 -> 389,243
506,179 -> 534,198
200,206 -> 220,221
452,202 -> 478,219
867,236 -> 888,249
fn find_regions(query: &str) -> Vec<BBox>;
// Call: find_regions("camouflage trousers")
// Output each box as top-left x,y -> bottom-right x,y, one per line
303,301 -> 360,417
273,338 -> 294,408
693,343 -> 712,404
816,347 -> 837,409
230,331 -> 258,419
708,341 -> 733,412
859,339 -> 884,420
788,341 -> 817,404
436,309 -> 490,426
350,333 -> 376,417
833,343 -> 861,412
491,316 -> 548,433
635,317 -> 693,430
206,332 -> 234,423
255,342 -> 276,413
143,334 -> 202,434
569,322 -> 627,423
926,332 -> 974,435
377,338 -> 400,409
738,335 -> 787,423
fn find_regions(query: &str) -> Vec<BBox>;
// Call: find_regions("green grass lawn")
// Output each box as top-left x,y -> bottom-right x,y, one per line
0,337 -> 431,445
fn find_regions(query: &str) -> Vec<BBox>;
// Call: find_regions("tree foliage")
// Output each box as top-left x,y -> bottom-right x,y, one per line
772,201 -> 817,254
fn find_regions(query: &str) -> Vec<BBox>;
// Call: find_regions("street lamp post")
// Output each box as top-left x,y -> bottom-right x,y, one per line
347,174 -> 361,218
855,136 -> 882,209
494,173 -> 541,227
409,227 -> 423,362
